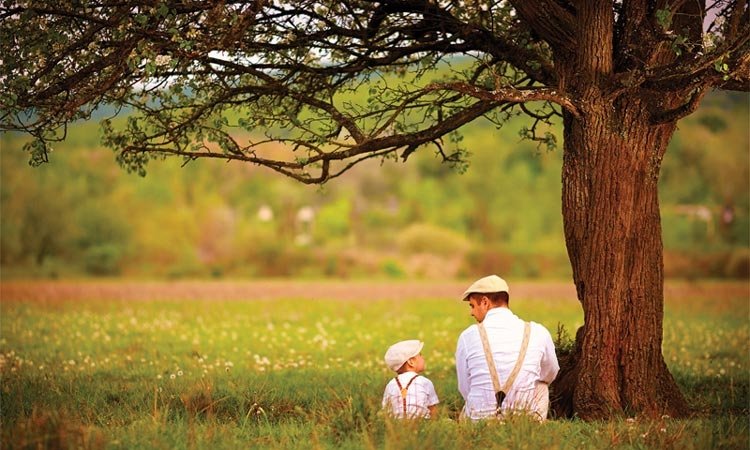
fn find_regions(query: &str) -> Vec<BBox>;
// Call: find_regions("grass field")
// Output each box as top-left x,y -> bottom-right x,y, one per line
1,281 -> 748,449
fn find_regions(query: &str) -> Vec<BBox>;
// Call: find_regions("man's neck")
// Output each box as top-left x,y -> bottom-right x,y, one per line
481,305 -> 510,321
489,305 -> 510,311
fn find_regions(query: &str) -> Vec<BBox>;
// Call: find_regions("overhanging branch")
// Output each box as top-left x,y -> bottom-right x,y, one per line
642,29 -> 750,91
424,82 -> 581,118
118,99 -> 498,183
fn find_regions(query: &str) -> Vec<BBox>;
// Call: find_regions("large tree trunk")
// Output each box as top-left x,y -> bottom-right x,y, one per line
550,95 -> 691,420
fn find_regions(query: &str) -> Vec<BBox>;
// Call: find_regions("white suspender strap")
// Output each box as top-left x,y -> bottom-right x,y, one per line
478,322 -> 502,395
477,321 -> 531,408
503,322 -> 531,393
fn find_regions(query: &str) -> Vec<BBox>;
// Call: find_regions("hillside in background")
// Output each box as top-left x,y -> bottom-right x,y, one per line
1,91 -> 748,280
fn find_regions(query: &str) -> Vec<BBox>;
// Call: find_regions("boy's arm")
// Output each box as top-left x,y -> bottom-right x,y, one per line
428,404 -> 438,419
381,382 -> 391,409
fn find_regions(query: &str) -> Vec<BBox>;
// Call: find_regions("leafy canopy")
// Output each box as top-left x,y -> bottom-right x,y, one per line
1,1 -> 747,181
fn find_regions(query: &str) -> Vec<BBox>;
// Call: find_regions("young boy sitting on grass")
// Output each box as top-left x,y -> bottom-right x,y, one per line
381,340 -> 439,419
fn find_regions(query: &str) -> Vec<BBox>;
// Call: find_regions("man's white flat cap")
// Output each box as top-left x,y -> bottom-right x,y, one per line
461,275 -> 510,301
384,340 -> 424,372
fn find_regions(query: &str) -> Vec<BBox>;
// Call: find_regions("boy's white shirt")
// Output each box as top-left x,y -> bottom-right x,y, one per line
381,371 -> 439,419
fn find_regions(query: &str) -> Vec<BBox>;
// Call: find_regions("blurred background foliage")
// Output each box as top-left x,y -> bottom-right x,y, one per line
1,91 -> 747,280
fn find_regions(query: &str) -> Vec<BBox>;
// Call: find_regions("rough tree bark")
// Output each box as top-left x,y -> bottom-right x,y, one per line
542,1 -> 703,420
551,95 -> 691,419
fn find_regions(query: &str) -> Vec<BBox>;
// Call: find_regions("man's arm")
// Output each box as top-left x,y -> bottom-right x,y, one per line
538,327 -> 560,383
455,333 -> 470,401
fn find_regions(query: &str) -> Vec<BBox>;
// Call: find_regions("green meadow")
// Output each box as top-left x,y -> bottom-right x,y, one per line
1,287 -> 747,449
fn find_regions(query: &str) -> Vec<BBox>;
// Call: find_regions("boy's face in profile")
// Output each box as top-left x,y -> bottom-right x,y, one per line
407,353 -> 426,373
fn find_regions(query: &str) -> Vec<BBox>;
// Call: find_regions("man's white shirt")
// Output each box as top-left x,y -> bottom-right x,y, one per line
455,307 -> 559,419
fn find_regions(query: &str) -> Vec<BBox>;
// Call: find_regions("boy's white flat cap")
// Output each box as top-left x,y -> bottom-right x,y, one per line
384,340 -> 424,372
461,275 -> 510,301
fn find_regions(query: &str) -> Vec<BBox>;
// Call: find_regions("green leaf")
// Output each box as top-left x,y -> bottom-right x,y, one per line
655,8 -> 672,30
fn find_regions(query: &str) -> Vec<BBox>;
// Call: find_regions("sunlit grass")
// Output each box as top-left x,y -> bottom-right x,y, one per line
1,294 -> 747,449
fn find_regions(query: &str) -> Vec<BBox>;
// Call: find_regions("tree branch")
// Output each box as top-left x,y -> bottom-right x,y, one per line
650,86 -> 709,124
116,98 -> 497,183
424,82 -> 581,118
642,30 -> 750,91
508,0 -> 577,54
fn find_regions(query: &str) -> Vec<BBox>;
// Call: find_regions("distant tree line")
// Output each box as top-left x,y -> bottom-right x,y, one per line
2,92 -> 747,280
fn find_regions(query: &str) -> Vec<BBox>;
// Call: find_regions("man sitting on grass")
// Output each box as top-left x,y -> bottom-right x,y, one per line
455,275 -> 559,420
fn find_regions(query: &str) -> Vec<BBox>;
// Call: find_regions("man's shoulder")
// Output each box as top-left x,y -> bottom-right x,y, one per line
458,323 -> 479,340
527,321 -> 555,340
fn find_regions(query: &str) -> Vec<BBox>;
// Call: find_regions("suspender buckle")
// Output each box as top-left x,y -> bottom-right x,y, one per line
495,391 -> 506,414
